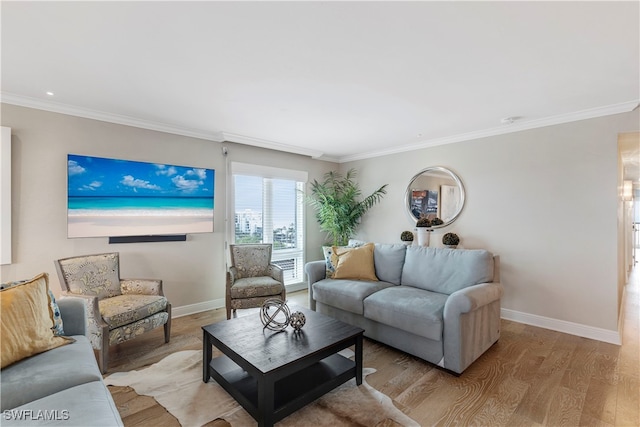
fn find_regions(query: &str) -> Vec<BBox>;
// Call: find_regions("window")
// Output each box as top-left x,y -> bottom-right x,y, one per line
231,163 -> 306,286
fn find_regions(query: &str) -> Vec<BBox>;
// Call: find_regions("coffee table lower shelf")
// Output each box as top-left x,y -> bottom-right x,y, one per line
207,353 -> 355,425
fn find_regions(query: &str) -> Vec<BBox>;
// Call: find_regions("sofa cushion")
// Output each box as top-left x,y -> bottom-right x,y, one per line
1,335 -> 101,411
1,278 -> 64,336
322,244 -> 353,278
364,286 -> 448,341
230,277 -> 284,299
48,290 -> 65,336
332,243 -> 378,281
313,278 -> 394,315
374,244 -> 407,285
99,294 -> 168,329
0,273 -> 74,369
401,247 -> 494,295
2,381 -> 123,426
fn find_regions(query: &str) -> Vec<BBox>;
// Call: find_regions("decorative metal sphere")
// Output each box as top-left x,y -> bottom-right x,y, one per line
260,298 -> 290,332
289,311 -> 306,331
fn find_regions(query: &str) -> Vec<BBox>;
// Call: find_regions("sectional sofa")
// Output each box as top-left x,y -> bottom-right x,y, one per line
1,275 -> 123,426
305,243 -> 503,374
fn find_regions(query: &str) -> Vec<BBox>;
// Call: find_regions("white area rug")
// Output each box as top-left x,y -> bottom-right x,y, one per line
105,350 -> 419,427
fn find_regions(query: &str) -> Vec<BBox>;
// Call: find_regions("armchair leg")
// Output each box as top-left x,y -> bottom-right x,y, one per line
226,306 -> 231,320
100,349 -> 108,375
98,332 -> 109,374
164,303 -> 172,343
94,332 -> 109,375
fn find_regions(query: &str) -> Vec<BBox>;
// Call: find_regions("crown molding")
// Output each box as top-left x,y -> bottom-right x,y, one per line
337,100 -> 640,163
3,92 -> 636,163
221,132 -> 329,160
0,92 -> 225,142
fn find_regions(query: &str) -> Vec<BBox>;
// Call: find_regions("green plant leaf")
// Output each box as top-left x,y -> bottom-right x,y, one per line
306,169 -> 387,246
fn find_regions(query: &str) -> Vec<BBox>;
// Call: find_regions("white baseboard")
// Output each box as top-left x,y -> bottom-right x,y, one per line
501,308 -> 621,345
171,283 -> 307,319
172,294 -> 622,346
172,298 -> 225,318
286,282 -> 308,293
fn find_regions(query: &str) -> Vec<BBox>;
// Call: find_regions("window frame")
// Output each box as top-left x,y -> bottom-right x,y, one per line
229,162 -> 307,287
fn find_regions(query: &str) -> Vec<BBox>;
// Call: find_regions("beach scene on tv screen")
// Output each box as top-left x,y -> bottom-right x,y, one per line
67,154 -> 214,238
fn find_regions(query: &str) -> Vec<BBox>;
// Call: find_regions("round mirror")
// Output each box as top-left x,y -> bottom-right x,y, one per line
405,166 -> 465,228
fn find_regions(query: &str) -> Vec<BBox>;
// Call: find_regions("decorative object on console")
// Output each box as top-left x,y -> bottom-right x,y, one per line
415,216 -> 436,247
289,311 -> 306,331
442,232 -> 460,248
400,230 -> 414,244
431,217 -> 444,226
66,154 -> 214,239
416,217 -> 430,227
260,298 -> 291,331
307,168 -> 387,246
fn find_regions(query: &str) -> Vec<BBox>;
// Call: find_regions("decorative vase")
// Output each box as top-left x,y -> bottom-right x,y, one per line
445,244 -> 457,249
416,228 -> 431,247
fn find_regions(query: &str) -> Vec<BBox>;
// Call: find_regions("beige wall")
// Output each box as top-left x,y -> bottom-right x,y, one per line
2,102 -> 637,340
0,104 -> 336,314
343,110 -> 639,337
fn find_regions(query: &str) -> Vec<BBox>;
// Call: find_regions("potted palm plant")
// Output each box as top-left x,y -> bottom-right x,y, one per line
307,169 -> 387,246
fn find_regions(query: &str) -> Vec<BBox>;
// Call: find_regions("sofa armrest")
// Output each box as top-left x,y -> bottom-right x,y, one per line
57,296 -> 87,336
444,282 -> 503,316
61,293 -> 108,351
304,260 -> 327,310
442,282 -> 504,374
121,278 -> 163,296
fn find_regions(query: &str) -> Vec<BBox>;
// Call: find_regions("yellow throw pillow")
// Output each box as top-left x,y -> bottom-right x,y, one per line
331,243 -> 378,281
0,273 -> 73,368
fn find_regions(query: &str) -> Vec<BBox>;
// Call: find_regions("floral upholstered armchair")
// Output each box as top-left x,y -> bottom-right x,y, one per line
226,244 -> 285,319
54,252 -> 171,373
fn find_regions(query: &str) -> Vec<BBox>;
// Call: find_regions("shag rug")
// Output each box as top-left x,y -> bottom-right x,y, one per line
104,350 -> 419,427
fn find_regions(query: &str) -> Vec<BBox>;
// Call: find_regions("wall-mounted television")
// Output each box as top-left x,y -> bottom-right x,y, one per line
67,154 -> 214,238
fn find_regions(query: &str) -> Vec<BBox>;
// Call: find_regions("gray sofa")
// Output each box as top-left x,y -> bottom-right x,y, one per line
1,298 -> 123,426
306,244 -> 503,374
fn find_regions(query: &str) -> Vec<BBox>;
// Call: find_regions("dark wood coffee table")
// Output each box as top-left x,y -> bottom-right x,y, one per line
202,305 -> 364,427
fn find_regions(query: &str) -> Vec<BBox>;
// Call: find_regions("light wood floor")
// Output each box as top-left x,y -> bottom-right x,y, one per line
108,270 -> 640,426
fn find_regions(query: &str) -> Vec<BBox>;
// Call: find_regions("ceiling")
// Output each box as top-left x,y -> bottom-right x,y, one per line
1,1 -> 639,165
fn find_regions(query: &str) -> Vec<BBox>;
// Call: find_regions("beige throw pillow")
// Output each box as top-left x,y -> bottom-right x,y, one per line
0,273 -> 73,368
331,243 -> 378,281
